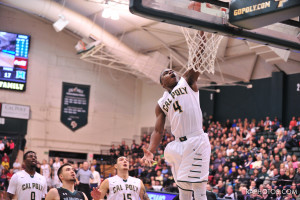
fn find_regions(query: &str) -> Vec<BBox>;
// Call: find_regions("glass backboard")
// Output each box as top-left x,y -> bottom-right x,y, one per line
129,0 -> 300,52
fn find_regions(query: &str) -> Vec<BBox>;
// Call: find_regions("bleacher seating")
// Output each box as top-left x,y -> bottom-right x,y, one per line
291,147 -> 300,158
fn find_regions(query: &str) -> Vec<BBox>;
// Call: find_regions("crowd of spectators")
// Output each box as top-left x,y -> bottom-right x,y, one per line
0,136 -> 15,198
205,116 -> 300,200
109,116 -> 300,200
1,116 -> 300,200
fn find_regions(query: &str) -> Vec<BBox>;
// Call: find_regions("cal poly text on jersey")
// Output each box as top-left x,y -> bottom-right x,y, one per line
113,184 -> 139,193
162,87 -> 187,112
22,182 -> 44,191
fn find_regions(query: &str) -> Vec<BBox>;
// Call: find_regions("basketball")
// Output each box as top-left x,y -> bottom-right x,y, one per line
188,1 -> 201,12
188,1 -> 220,13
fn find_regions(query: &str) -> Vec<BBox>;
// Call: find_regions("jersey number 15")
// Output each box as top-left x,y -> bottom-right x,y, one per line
123,193 -> 132,200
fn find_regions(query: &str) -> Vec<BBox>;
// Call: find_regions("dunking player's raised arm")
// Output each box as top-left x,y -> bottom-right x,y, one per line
183,30 -> 205,92
142,104 -> 166,165
182,69 -> 200,92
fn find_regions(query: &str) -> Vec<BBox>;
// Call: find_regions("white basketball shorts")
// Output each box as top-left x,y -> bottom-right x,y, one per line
164,132 -> 211,189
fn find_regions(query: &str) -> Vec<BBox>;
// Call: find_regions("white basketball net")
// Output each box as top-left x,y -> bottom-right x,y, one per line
181,27 -> 223,74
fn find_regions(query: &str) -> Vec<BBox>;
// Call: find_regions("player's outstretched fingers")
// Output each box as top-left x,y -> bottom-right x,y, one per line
91,187 -> 101,200
142,147 -> 147,153
142,147 -> 153,156
142,147 -> 154,166
141,157 -> 149,166
142,157 -> 152,167
148,159 -> 154,166
147,158 -> 154,166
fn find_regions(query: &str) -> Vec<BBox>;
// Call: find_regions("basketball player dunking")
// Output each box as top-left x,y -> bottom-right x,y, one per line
142,61 -> 211,200
99,156 -> 150,200
7,151 -> 48,200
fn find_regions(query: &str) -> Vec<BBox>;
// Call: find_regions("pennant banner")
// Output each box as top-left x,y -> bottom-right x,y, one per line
61,82 -> 90,131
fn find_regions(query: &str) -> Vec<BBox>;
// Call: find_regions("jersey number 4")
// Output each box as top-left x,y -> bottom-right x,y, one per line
123,193 -> 132,200
173,101 -> 183,113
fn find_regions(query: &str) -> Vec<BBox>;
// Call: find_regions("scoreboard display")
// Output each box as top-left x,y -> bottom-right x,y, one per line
0,31 -> 30,91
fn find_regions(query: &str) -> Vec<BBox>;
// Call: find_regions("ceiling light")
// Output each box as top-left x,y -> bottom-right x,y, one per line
199,88 -> 221,93
247,84 -> 253,89
102,7 -> 119,20
53,14 -> 69,32
111,10 -> 119,20
102,7 -> 111,18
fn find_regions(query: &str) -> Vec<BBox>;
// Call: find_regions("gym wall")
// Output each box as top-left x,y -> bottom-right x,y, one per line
200,72 -> 300,126
0,5 -> 161,160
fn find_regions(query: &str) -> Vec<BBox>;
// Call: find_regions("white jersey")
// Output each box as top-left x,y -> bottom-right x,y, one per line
158,77 -> 203,138
52,162 -> 61,176
107,175 -> 141,200
7,170 -> 47,200
52,162 -> 61,186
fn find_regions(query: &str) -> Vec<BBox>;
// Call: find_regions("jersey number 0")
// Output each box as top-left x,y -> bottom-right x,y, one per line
31,192 -> 35,200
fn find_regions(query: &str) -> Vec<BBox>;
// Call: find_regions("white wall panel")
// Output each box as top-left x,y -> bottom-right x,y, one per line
0,5 -> 153,161
138,82 -> 164,129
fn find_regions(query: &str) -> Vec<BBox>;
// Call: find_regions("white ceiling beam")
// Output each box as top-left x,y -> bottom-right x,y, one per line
224,42 -> 254,58
140,29 -> 187,67
288,58 -> 300,64
213,70 -> 245,82
216,37 -> 229,59
114,17 -> 187,68
113,17 -> 189,68
247,55 -> 258,82
141,39 -> 187,53
142,27 -> 183,37
115,21 -> 159,37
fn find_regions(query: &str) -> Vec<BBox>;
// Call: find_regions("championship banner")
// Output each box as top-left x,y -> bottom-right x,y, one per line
61,82 -> 90,131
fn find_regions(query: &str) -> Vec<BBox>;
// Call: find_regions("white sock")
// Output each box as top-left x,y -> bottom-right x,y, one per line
192,182 -> 207,200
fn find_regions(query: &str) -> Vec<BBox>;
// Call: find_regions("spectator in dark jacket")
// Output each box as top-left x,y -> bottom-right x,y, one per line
294,166 -> 300,187
277,168 -> 289,188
